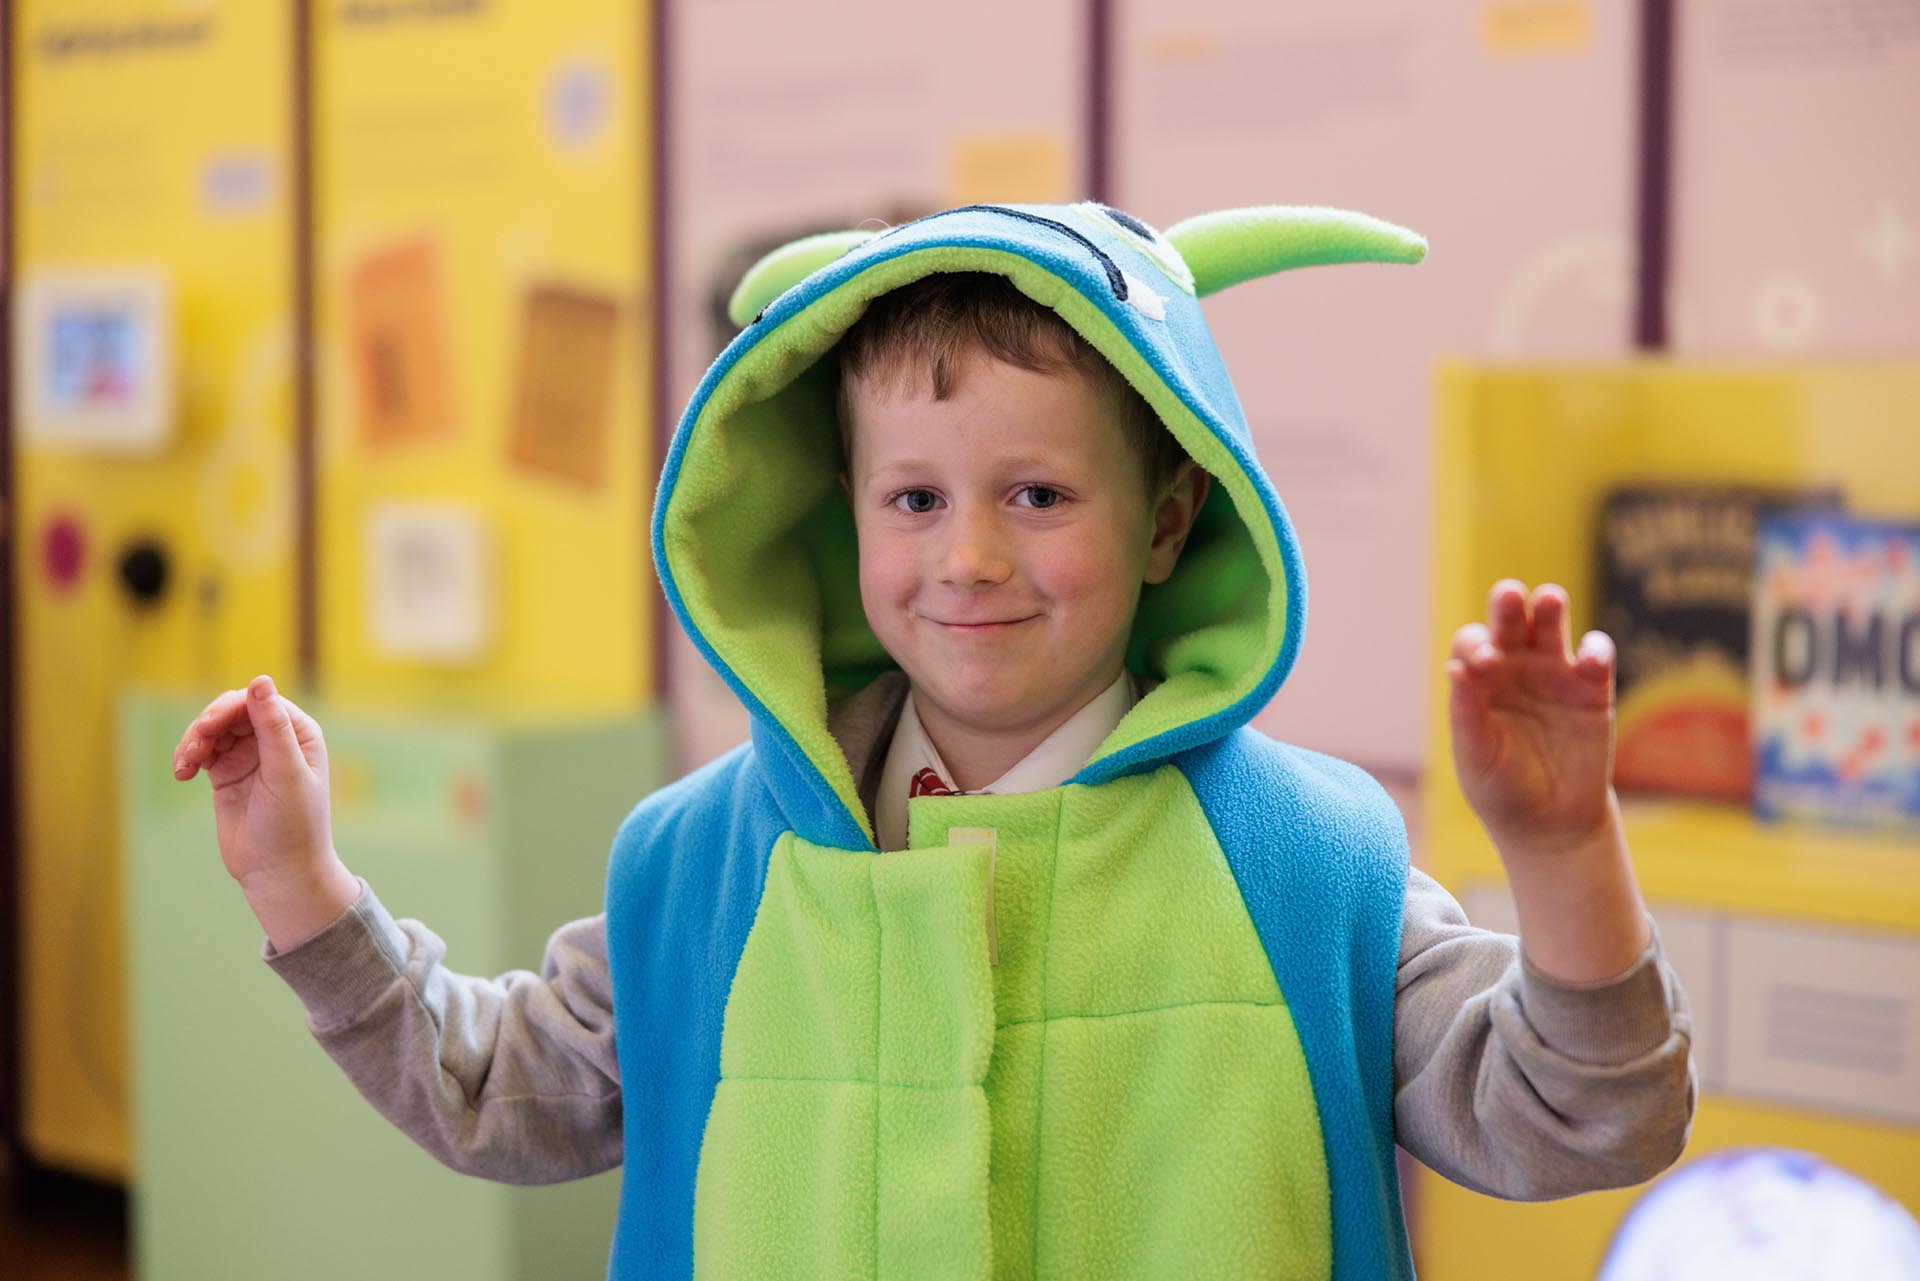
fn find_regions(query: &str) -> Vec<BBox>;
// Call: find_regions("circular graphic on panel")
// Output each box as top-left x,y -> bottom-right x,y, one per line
546,56 -> 612,151
1750,274 -> 1825,353
198,325 -> 293,573
1596,1148 -> 1920,1280
41,512 -> 87,591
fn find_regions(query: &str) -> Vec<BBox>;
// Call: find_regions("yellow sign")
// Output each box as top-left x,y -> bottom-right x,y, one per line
1480,1 -> 1592,56
12,0 -> 299,1179
314,0 -> 653,715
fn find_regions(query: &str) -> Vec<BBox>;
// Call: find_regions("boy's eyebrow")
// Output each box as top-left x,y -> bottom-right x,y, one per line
861,459 -> 939,485
862,454 -> 1076,485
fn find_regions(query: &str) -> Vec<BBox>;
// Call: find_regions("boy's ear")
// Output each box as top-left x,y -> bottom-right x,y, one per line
1144,460 -> 1210,585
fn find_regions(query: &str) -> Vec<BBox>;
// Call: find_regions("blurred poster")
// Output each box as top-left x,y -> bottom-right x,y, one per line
1112,0 -> 1637,772
664,0 -> 1090,771
509,284 -> 620,488
347,239 -> 455,449
1672,0 -> 1920,354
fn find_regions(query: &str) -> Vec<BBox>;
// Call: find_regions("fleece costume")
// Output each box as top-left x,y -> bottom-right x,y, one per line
261,203 -> 1696,1280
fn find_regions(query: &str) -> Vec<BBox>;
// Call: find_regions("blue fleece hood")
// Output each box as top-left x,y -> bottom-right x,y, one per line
651,201 -> 1424,850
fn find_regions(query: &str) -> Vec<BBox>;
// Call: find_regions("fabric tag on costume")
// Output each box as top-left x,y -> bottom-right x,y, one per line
948,827 -> 999,966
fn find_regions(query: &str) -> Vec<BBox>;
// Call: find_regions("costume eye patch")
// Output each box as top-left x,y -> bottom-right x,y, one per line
1077,203 -> 1198,298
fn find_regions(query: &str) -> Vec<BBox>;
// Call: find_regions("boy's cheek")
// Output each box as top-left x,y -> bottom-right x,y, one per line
855,547 -> 915,630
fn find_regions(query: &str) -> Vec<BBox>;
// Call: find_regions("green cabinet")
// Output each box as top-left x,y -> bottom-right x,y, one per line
121,691 -> 670,1281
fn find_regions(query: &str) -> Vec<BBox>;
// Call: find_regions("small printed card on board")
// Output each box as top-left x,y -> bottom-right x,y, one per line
347,238 -> 456,449
507,284 -> 619,488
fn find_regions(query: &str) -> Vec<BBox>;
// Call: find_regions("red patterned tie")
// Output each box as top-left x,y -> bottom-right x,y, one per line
909,767 -> 955,798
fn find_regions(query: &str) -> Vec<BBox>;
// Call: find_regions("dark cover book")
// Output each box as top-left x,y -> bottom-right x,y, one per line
1597,483 -> 1842,801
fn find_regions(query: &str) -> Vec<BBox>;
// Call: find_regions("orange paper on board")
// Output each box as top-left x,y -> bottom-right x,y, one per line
347,239 -> 455,448
508,284 -> 620,488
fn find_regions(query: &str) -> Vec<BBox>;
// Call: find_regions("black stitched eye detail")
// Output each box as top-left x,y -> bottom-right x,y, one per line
893,205 -> 1130,303
1098,204 -> 1156,241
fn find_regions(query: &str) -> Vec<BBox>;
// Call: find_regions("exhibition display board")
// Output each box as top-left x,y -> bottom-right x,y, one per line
1110,0 -> 1639,773
1416,361 -> 1920,1278
1670,0 -> 1920,355
11,0 -> 299,1179
312,0 -> 653,714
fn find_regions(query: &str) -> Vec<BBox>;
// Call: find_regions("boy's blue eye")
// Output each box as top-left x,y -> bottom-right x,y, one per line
1019,486 -> 1061,509
895,489 -> 938,514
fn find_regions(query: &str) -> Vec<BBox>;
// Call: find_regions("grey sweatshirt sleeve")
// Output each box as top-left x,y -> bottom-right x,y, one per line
261,877 -> 621,1186
1393,865 -> 1697,1200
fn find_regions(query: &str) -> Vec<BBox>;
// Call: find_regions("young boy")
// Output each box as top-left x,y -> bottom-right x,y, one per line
172,202 -> 1694,1281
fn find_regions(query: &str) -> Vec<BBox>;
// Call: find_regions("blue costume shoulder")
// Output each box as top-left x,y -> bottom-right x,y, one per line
1176,727 -> 1415,1281
603,742 -> 791,1281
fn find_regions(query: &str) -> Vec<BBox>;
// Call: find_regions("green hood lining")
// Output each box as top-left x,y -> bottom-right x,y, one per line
659,246 -> 1288,845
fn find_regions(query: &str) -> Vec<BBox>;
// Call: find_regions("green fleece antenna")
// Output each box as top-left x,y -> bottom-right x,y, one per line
727,230 -> 878,327
1162,206 -> 1427,297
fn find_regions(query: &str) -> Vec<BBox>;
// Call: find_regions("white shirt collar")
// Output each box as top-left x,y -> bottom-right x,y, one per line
874,668 -> 1140,851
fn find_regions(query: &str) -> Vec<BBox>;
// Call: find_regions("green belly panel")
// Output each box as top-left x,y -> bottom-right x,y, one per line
691,766 -> 1331,1280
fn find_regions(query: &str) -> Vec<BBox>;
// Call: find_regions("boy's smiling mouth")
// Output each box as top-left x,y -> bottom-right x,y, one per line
929,614 -> 1041,630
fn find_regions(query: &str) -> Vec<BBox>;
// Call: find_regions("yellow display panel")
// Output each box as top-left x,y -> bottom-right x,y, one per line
313,0 -> 652,714
1418,362 -> 1920,1278
11,0 -> 298,1178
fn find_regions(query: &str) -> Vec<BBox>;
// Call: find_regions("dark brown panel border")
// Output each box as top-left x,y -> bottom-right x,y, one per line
293,0 -> 316,683
1635,0 -> 1674,351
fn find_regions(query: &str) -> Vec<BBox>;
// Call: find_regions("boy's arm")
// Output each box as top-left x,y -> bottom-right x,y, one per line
1392,866 -> 1695,1200
263,876 -> 622,1186
1401,579 -> 1697,1197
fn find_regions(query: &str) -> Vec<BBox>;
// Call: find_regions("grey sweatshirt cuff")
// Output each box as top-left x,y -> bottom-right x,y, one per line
260,877 -> 413,1032
1517,915 -> 1678,1066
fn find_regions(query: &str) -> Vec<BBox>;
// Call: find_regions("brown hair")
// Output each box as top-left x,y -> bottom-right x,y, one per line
834,272 -> 1190,494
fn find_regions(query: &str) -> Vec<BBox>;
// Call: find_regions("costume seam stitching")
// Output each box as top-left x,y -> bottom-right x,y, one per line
870,851 -> 882,1281
1027,792 -> 1066,1281
994,997 -> 1284,1030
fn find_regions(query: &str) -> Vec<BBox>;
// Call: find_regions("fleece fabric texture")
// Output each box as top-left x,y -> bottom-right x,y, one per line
690,771 -> 1332,1280
611,200 -> 1421,1280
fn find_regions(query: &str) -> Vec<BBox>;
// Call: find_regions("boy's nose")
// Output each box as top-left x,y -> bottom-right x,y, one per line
937,508 -> 1013,587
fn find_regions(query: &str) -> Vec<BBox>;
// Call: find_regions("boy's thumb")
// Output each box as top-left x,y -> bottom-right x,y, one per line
243,675 -> 305,778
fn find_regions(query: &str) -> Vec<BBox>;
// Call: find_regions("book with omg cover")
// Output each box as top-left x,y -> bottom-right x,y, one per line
1751,510 -> 1920,833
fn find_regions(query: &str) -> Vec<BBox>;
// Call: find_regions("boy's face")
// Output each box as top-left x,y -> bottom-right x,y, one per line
842,347 -> 1193,741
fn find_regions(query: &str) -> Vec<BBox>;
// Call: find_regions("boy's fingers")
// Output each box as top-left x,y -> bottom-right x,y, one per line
274,694 -> 325,756
174,687 -> 264,774
1532,584 -> 1573,660
1488,579 -> 1530,651
181,690 -> 247,749
242,675 -> 309,781
1576,629 -> 1616,680
1451,622 -> 1493,663
173,702 -> 222,777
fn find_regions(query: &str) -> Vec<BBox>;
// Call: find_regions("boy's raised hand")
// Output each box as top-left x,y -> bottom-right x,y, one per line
1446,580 -> 1618,855
172,674 -> 335,891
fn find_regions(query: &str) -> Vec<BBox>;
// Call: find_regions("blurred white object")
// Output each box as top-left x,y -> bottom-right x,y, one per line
1598,1148 -> 1920,1280
365,504 -> 495,663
